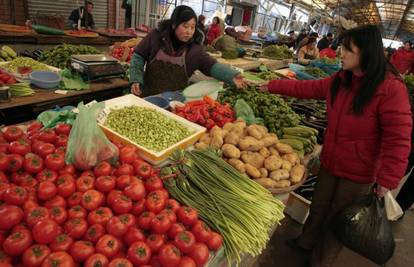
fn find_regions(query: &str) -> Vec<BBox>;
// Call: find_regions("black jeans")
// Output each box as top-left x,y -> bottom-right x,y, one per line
396,151 -> 414,211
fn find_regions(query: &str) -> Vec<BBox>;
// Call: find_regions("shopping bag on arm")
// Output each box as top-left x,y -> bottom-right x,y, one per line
384,191 -> 404,221
65,102 -> 119,170
332,193 -> 395,265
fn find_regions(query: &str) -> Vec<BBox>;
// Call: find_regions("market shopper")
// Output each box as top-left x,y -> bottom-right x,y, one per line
259,25 -> 412,266
129,5 -> 247,97
68,1 -> 95,29
297,37 -> 319,65
207,17 -> 222,45
197,15 -> 208,44
317,33 -> 333,51
390,41 -> 414,74
319,43 -> 338,59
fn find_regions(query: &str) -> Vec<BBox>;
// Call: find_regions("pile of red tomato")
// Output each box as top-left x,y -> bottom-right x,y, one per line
111,47 -> 134,63
0,121 -> 222,267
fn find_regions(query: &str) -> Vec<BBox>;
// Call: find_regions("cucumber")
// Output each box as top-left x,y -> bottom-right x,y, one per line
282,127 -> 313,137
297,125 -> 319,135
32,24 -> 65,35
279,138 -> 304,150
282,134 -> 312,147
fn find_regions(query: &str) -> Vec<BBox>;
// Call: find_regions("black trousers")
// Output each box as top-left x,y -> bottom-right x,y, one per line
396,151 -> 414,211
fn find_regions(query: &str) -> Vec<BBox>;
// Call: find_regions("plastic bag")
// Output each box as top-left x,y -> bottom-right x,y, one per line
310,60 -> 341,75
384,191 -> 404,221
37,108 -> 77,129
234,99 -> 264,125
65,102 -> 119,170
332,194 -> 395,265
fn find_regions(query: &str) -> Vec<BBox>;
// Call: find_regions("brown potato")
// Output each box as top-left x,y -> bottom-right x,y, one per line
245,164 -> 261,178
281,160 -> 293,172
291,164 -> 305,184
223,122 -> 235,132
222,144 -> 241,159
241,151 -> 265,169
255,178 -> 277,188
199,133 -> 211,145
270,169 -> 290,181
230,126 -> 245,138
273,180 -> 291,188
233,120 -> 247,128
210,135 -> 224,149
256,125 -> 268,136
259,147 -> 270,158
259,168 -> 268,178
228,158 -> 246,173
246,125 -> 263,139
224,132 -> 240,146
264,155 -> 283,171
269,147 -> 280,156
275,143 -> 294,154
262,134 -> 279,147
282,153 -> 299,165
239,137 -> 264,151
195,142 -> 208,150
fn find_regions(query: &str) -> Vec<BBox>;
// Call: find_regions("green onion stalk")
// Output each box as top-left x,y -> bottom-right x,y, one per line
161,149 -> 285,266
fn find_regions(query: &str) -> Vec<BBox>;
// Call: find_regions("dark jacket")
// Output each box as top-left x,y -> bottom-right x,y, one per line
68,7 -> 95,28
268,72 -> 412,189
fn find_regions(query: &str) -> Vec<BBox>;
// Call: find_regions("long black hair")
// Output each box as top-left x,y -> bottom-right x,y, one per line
158,5 -> 203,44
331,25 -> 400,114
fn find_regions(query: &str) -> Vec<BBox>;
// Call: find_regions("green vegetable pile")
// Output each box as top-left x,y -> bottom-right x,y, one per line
2,57 -> 50,73
255,71 -> 279,81
40,44 -> 100,69
9,82 -> 34,96
318,57 -> 340,65
304,67 -> 329,78
162,149 -> 285,265
405,73 -> 414,88
263,45 -> 294,60
104,106 -> 192,152
59,68 -> 89,91
218,87 -> 301,136
221,50 -> 239,59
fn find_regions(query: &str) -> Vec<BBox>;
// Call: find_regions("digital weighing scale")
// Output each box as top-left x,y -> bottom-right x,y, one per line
71,55 -> 125,81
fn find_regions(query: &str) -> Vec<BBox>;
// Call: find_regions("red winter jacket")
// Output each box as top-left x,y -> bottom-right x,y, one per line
207,24 -> 221,45
268,72 -> 412,189
390,48 -> 414,74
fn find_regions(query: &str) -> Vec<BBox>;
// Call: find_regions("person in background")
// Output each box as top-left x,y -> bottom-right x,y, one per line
122,0 -> 132,29
295,28 -> 308,49
390,41 -> 414,74
297,32 -> 319,53
68,1 -> 95,29
298,37 -> 319,65
319,43 -> 338,59
197,15 -> 207,45
207,17 -> 222,45
258,25 -> 412,267
283,30 -> 296,48
129,5 -> 247,97
317,33 -> 333,51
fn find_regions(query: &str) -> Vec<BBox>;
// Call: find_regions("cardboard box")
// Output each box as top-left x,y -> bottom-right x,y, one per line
284,192 -> 311,224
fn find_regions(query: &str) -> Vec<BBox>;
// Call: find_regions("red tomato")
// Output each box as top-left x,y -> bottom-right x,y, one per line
166,199 -> 181,213
4,185 -> 27,205
67,192 -> 82,208
191,221 -> 211,243
124,181 -> 145,201
160,209 -> 177,224
137,211 -> 155,230
133,160 -> 152,179
146,234 -> 165,253
56,174 -> 76,198
95,176 -> 116,193
158,243 -> 181,267
55,124 -> 71,136
20,175 -> 38,188
114,163 -> 134,176
81,190 -> 103,211
28,121 -> 43,133
151,214 -> 172,235
22,154 -> 43,174
37,181 -> 57,201
124,227 -> 146,246
9,140 -> 31,156
178,256 -> 197,267
106,216 -> 128,237
145,190 -> 166,213
144,176 -> 163,192
32,219 -> 60,244
36,169 -> 58,183
0,141 -> 9,154
3,229 -> 33,256
108,258 -> 132,267
76,176 -> 95,193
112,195 -> 132,214
87,207 -> 113,226
59,165 -> 76,176
0,250 -> 12,264
49,206 -> 68,225
67,205 -> 87,220
127,241 -> 151,266
7,154 -> 24,172
81,170 -> 95,177
0,153 -> 9,171
23,199 -> 39,212
0,205 -> 23,230
207,231 -> 222,251
37,143 -> 56,158
188,243 -> 209,267
174,231 -> 196,254
49,234 -> 73,252
116,175 -> 132,190
64,218 -> 88,240
168,223 -> 186,239
25,207 -> 50,228
95,234 -> 121,258
55,146 -> 66,155
3,126 -> 23,142
106,190 -> 122,207
94,161 -> 112,177
44,195 -> 66,209
84,253 -> 109,267
45,153 -> 65,171
22,244 -> 51,267
119,146 -> 137,164
131,199 -> 146,217
177,207 -> 198,226
69,240 -> 95,263
38,129 -> 56,143
41,251 -> 75,267
54,135 -> 68,148
85,224 -> 105,244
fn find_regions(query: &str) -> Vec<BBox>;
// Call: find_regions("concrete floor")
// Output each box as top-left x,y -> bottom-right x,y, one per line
254,209 -> 414,267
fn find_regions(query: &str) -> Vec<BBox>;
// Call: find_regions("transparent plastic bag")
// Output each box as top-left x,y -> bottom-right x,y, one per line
65,102 -> 119,170
234,99 -> 264,125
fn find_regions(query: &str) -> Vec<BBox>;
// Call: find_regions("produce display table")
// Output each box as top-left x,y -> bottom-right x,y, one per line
217,57 -> 262,71
0,78 -> 130,125
258,58 -> 292,70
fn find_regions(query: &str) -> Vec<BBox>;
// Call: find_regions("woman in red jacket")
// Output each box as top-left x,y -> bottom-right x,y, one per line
390,41 -> 414,74
207,17 -> 222,44
261,25 -> 412,266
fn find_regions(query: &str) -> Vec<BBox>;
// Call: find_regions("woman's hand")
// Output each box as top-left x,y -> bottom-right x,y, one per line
375,185 -> 389,198
131,83 -> 142,96
233,75 -> 249,89
258,82 -> 269,92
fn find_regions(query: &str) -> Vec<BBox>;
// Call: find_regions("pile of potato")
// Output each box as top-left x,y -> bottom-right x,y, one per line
195,120 -> 306,189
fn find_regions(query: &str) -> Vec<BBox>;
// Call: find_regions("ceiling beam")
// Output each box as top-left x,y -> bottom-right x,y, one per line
394,0 -> 414,39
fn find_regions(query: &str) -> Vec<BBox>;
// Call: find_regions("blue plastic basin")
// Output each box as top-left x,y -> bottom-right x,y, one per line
30,71 -> 61,89
161,91 -> 185,102
144,96 -> 169,109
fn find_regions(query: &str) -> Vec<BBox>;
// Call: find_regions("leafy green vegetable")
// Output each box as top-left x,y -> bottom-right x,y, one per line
3,57 -> 49,72
405,73 -> 414,87
317,57 -> 340,65
59,68 -> 89,90
263,45 -> 294,60
40,44 -> 100,69
303,67 -> 329,78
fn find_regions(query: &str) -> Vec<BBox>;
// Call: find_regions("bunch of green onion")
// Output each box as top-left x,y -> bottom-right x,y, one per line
162,149 -> 285,266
